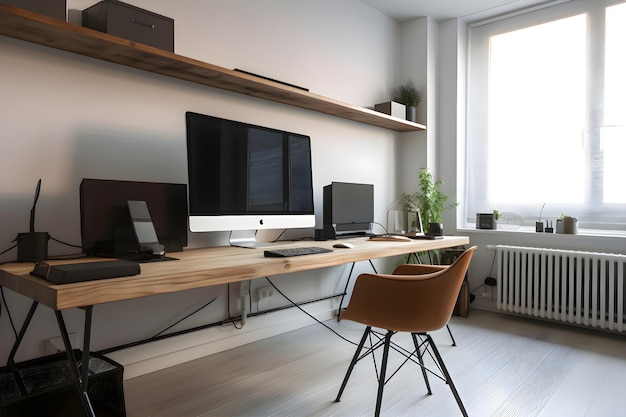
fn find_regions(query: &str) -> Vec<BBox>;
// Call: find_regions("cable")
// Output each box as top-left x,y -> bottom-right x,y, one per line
46,253 -> 87,261
226,282 -> 242,329
0,244 -> 17,257
152,296 -> 218,338
371,222 -> 388,234
49,236 -> 82,249
264,276 -> 358,346
488,250 -> 497,277
272,229 -> 287,242
226,282 -> 251,329
0,286 -> 18,338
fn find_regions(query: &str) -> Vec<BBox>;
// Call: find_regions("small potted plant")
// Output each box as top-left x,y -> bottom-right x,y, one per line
556,213 -> 578,234
394,79 -> 423,122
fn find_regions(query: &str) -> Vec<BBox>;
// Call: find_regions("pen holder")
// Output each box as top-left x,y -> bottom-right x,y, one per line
427,222 -> 443,236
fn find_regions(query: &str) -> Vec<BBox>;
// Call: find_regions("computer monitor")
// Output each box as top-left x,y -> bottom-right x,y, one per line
79,179 -> 188,256
185,112 -> 315,248
323,182 -> 374,237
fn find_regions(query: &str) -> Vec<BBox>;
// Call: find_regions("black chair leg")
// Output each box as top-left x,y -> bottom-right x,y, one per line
426,334 -> 468,417
412,333 -> 432,395
374,331 -> 392,417
446,324 -> 457,346
335,326 -> 371,402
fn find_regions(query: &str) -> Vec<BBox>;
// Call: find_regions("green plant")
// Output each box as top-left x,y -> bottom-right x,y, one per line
400,168 -> 458,265
493,209 -> 499,221
402,168 -> 458,226
394,79 -> 423,107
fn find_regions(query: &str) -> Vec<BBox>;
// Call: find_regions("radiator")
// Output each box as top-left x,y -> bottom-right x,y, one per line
490,245 -> 626,331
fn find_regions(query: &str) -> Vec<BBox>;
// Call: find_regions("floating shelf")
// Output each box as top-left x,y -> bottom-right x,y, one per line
0,4 -> 426,132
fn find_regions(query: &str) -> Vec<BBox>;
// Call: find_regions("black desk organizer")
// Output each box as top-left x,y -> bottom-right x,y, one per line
0,350 -> 125,417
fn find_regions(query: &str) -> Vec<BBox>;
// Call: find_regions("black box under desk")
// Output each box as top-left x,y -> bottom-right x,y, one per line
0,350 -> 125,417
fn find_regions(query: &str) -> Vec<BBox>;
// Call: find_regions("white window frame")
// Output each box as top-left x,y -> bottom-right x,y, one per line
465,0 -> 626,234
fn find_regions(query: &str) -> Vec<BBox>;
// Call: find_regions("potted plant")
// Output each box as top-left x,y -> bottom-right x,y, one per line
401,168 -> 459,263
402,167 -> 458,227
556,213 -> 578,234
394,79 -> 423,122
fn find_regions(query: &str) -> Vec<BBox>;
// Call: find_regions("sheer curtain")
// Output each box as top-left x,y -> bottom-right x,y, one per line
466,0 -> 626,232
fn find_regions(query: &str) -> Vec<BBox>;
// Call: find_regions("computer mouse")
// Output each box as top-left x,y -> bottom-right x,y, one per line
333,242 -> 354,249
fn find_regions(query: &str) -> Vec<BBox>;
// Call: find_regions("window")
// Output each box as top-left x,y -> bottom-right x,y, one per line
466,0 -> 626,232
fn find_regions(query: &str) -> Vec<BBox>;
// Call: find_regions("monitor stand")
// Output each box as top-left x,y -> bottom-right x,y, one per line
229,230 -> 280,249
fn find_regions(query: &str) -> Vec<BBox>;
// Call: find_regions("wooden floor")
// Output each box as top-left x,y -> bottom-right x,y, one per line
124,310 -> 626,417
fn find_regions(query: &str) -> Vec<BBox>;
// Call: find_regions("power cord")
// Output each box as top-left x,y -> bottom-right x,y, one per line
371,222 -> 388,234
264,276 -> 358,346
49,235 -> 82,249
151,296 -> 218,338
470,250 -> 498,296
0,244 -> 17,257
227,282 -> 251,329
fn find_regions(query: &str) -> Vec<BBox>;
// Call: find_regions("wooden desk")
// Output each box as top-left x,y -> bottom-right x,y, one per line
0,236 -> 468,416
0,236 -> 469,311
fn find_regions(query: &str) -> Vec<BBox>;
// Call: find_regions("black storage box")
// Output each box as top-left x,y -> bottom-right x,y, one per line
0,350 -> 126,417
2,0 -> 67,21
82,0 -> 174,52
476,213 -> 496,230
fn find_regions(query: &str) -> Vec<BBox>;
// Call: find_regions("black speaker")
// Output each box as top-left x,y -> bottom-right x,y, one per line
16,232 -> 49,262
314,225 -> 336,241
476,213 -> 496,230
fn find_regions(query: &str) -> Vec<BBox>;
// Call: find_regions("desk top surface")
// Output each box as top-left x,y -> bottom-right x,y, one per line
0,236 -> 469,310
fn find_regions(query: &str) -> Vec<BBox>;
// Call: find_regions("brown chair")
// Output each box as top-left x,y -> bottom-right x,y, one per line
394,261 -> 461,346
335,246 -> 476,417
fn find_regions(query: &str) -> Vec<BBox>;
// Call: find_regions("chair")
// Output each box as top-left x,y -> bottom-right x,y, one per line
334,246 -> 476,417
393,261 -> 459,346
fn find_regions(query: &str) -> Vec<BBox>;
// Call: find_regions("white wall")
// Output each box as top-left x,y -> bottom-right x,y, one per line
396,18 -> 429,199
0,0 -> 416,376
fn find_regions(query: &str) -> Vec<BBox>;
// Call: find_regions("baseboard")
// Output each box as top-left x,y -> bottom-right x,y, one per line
106,300 -> 337,379
470,294 -> 498,312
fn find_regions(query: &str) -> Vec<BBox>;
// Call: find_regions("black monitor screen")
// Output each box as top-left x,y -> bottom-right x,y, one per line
79,179 -> 188,255
185,112 -> 315,233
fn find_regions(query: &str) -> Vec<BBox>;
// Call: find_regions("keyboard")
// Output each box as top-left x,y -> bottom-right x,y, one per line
264,246 -> 334,257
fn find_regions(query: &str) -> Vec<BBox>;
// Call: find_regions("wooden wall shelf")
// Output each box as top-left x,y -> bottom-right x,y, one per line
0,5 -> 426,132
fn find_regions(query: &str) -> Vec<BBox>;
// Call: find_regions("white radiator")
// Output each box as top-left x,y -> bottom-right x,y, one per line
491,245 -> 626,331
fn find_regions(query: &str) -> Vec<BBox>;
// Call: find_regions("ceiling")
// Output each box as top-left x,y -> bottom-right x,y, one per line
362,0 -> 562,22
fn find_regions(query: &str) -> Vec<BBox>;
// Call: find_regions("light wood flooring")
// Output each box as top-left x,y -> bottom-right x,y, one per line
124,309 -> 626,417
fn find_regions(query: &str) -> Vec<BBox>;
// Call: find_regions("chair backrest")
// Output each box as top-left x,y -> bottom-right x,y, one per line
341,246 -> 476,332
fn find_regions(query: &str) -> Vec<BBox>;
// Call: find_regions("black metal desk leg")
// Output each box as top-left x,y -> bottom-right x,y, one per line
336,263 -> 356,319
368,259 -> 378,274
7,301 -> 38,368
80,306 -> 93,393
336,260 -> 378,320
55,309 -> 96,417
7,301 -> 39,396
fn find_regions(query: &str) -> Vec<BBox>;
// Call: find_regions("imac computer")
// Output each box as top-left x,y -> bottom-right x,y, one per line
185,111 -> 315,248
323,182 -> 374,238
